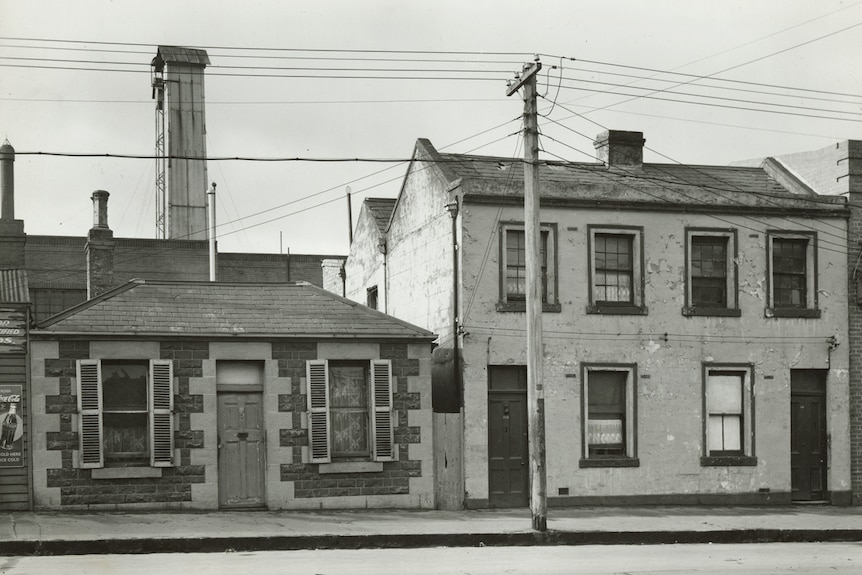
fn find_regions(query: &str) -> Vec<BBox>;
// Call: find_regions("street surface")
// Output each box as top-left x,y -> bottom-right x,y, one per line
1,543 -> 860,574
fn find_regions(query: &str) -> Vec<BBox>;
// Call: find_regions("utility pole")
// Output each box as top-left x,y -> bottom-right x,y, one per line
506,59 -> 547,532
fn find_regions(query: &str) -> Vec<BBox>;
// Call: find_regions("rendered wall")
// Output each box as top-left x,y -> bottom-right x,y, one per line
458,201 -> 850,505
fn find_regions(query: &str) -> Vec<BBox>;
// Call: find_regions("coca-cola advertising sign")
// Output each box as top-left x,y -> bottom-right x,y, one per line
0,384 -> 23,467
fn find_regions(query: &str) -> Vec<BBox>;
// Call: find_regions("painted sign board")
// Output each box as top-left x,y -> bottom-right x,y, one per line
0,384 -> 23,467
0,308 -> 26,355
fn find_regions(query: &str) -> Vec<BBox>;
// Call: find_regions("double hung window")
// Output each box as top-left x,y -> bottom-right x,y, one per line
580,365 -> 638,467
498,222 -> 558,312
587,226 -> 645,314
76,359 -> 174,469
307,359 -> 394,464
768,232 -> 818,317
702,365 -> 756,466
684,229 -> 739,316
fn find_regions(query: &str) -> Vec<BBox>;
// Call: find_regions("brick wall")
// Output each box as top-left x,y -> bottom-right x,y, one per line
42,340 -> 206,507
275,342 -> 424,499
846,141 -> 862,504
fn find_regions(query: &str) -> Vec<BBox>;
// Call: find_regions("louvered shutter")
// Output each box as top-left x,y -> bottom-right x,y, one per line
306,360 -> 331,463
149,359 -> 174,467
76,359 -> 103,469
371,359 -> 394,462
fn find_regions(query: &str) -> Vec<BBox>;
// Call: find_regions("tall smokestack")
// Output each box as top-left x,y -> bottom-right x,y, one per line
151,46 -> 211,241
86,190 -> 115,298
0,141 -> 25,268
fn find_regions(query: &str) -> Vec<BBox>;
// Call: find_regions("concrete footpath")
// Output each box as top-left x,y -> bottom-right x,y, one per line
2,505 -> 862,556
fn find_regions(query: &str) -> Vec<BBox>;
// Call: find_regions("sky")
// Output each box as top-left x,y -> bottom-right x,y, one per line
1,0 -> 861,256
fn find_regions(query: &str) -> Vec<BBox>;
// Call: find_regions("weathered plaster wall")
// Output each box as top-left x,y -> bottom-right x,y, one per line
344,205 -> 387,311
459,202 -> 850,504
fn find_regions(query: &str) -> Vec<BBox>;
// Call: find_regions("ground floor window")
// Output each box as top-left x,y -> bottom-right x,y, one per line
702,365 -> 756,466
307,359 -> 394,464
76,359 -> 174,469
580,364 -> 638,467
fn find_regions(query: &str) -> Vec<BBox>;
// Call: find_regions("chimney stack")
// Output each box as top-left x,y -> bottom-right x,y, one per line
0,141 -> 25,268
86,190 -> 115,298
593,130 -> 645,168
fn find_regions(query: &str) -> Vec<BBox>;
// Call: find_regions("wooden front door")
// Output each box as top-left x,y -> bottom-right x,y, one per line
217,392 -> 265,508
488,366 -> 528,508
790,370 -> 827,502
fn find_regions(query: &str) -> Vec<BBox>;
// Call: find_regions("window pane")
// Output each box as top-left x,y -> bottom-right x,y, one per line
772,238 -> 807,308
708,414 -> 741,452
594,234 -> 633,303
587,371 -> 627,456
707,374 -> 742,413
103,412 -> 148,462
505,229 -> 549,302
102,362 -> 148,411
691,236 -> 728,307
330,364 -> 369,457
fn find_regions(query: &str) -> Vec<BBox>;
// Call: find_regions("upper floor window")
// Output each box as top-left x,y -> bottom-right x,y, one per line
587,226 -> 646,315
580,364 -> 639,468
684,229 -> 740,317
767,231 -> 819,318
497,222 -> 559,312
366,286 -> 378,310
76,359 -> 174,469
306,359 -> 395,464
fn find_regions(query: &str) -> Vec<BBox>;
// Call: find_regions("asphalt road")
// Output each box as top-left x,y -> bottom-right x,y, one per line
1,543 -> 861,574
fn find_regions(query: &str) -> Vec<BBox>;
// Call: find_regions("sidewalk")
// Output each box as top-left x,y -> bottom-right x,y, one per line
2,505 -> 862,556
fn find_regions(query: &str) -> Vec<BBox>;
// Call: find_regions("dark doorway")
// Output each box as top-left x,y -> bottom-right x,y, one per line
790,369 -> 827,502
488,365 -> 528,508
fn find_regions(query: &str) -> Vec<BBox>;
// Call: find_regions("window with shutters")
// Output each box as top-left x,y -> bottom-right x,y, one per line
306,359 -> 394,464
76,359 -> 174,469
702,365 -> 756,466
767,231 -> 820,318
587,226 -> 646,315
580,364 -> 639,468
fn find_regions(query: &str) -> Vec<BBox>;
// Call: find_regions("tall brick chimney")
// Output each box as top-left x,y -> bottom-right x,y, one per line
86,190 -> 115,298
0,140 -> 25,268
593,130 -> 645,168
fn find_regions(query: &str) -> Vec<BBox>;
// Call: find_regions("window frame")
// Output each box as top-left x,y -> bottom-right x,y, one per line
497,221 -> 560,313
766,231 -> 820,318
76,359 -> 174,470
587,225 -> 646,315
579,363 -> 639,468
683,228 -> 740,317
306,359 -> 395,464
701,364 -> 757,467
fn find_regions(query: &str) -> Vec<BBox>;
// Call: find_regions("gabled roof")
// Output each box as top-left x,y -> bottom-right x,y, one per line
34,279 -> 433,340
410,138 -> 846,211
363,198 -> 396,234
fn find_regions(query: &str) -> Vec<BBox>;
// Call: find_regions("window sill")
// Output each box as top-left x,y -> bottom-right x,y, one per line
318,461 -> 384,474
682,307 -> 741,317
700,455 -> 757,467
91,467 -> 163,480
765,308 -> 821,319
579,457 -> 640,468
586,304 -> 647,316
496,301 -> 561,313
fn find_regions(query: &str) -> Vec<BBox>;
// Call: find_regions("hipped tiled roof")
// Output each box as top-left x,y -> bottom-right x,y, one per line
34,279 -> 433,340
